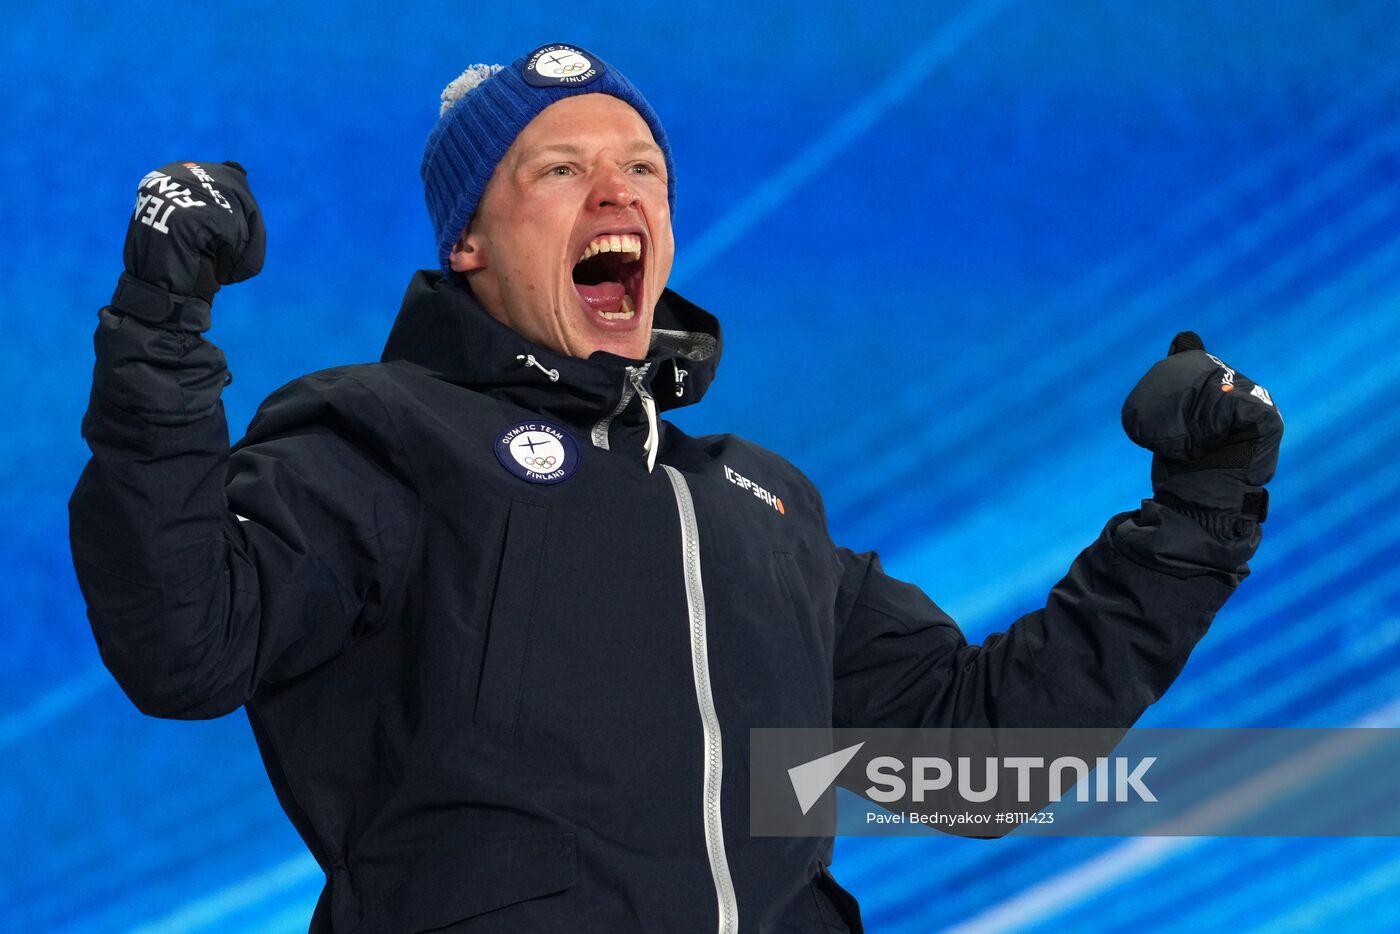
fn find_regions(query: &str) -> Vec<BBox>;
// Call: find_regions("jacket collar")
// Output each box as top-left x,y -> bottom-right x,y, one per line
380,270 -> 722,429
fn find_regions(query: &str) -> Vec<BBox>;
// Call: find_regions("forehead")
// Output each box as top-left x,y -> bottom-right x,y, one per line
509,93 -> 661,157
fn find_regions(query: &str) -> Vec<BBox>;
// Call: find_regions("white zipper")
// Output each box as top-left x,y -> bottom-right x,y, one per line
590,363 -> 648,452
662,464 -> 739,934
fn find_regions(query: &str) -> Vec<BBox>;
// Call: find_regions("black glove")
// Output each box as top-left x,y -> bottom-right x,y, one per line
109,160 -> 265,332
1122,331 -> 1283,530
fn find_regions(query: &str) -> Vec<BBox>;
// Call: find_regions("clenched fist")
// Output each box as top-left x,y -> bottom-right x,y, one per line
1122,331 -> 1283,525
109,160 -> 265,331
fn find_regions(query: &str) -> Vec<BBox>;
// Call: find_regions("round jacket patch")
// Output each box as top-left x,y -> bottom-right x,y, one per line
523,44 -> 604,87
495,421 -> 580,484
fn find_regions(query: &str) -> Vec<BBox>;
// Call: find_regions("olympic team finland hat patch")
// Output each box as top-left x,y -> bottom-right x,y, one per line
523,44 -> 604,87
495,421 -> 581,484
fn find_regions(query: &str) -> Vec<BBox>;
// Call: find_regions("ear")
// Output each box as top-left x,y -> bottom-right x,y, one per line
449,231 -> 487,273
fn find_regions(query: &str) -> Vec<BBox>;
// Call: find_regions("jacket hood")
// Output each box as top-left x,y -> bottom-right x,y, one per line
380,270 -> 722,426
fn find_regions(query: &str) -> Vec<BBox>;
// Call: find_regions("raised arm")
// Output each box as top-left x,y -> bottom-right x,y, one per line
69,162 -> 414,719
832,333 -> 1284,730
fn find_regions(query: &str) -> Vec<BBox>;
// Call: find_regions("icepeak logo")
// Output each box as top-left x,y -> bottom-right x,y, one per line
724,464 -> 785,515
181,162 -> 233,212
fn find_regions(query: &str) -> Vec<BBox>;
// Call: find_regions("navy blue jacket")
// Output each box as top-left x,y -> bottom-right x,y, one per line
70,271 -> 1246,933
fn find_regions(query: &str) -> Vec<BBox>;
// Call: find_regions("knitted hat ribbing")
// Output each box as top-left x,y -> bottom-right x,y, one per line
421,44 -> 675,272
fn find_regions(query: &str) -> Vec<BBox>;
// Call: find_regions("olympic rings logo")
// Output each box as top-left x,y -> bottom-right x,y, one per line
523,456 -> 558,469
551,62 -> 586,75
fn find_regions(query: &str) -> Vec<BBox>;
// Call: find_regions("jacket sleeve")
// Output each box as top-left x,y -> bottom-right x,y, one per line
68,309 -> 416,720
831,504 -> 1245,729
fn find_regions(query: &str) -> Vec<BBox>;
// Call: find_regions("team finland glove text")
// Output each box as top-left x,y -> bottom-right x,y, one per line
109,160 -> 265,332
1121,331 -> 1283,533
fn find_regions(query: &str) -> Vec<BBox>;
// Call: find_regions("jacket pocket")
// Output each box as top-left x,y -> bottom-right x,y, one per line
475,500 -> 549,734
360,830 -> 578,933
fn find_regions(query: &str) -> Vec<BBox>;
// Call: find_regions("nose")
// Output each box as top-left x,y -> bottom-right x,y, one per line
589,166 -> 638,211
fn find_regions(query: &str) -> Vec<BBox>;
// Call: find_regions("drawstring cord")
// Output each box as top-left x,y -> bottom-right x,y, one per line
672,359 -> 688,398
516,354 -> 559,382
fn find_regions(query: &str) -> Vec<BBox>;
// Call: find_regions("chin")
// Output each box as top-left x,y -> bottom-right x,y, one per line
588,332 -> 650,361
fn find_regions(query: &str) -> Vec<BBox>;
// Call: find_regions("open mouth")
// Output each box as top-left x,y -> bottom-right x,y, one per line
572,232 -> 645,323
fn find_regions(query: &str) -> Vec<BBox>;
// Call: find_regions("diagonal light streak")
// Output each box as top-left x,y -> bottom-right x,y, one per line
251,900 -> 326,934
1046,799 -> 1400,930
1077,837 -> 1296,932
1204,567 -> 1400,727
0,663 -> 111,751
1239,848 -> 1400,934
1194,179 -> 1400,316
120,853 -> 319,934
670,0 -> 1017,287
1055,57 -> 1400,311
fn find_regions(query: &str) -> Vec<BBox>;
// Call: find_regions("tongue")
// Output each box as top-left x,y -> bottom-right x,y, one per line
575,280 -> 626,313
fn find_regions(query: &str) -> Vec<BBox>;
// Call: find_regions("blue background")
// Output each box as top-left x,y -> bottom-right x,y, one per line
5,1 -> 1400,931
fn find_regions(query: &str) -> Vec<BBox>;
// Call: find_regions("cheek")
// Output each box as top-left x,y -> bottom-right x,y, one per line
500,238 -> 554,285
511,219 -> 572,277
645,213 -> 676,279
651,232 -> 676,278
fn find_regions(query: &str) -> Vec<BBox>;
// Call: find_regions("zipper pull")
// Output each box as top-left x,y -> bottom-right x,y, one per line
628,365 -> 659,473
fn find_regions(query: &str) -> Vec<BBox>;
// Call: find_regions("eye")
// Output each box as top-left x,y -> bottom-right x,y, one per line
627,162 -> 656,176
546,164 -> 575,177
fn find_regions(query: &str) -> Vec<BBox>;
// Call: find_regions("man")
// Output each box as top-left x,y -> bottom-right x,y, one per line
70,43 -> 1281,933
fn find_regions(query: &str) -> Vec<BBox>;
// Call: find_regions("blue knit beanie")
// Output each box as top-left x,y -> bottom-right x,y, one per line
422,43 -> 676,273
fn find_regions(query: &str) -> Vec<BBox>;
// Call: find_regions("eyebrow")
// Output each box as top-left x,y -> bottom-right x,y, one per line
523,140 -> 665,160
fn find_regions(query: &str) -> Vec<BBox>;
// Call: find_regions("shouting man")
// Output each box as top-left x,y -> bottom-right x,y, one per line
70,44 -> 1282,933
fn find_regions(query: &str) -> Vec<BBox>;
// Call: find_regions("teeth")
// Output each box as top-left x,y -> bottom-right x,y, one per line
599,294 -> 636,321
577,233 -> 642,264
